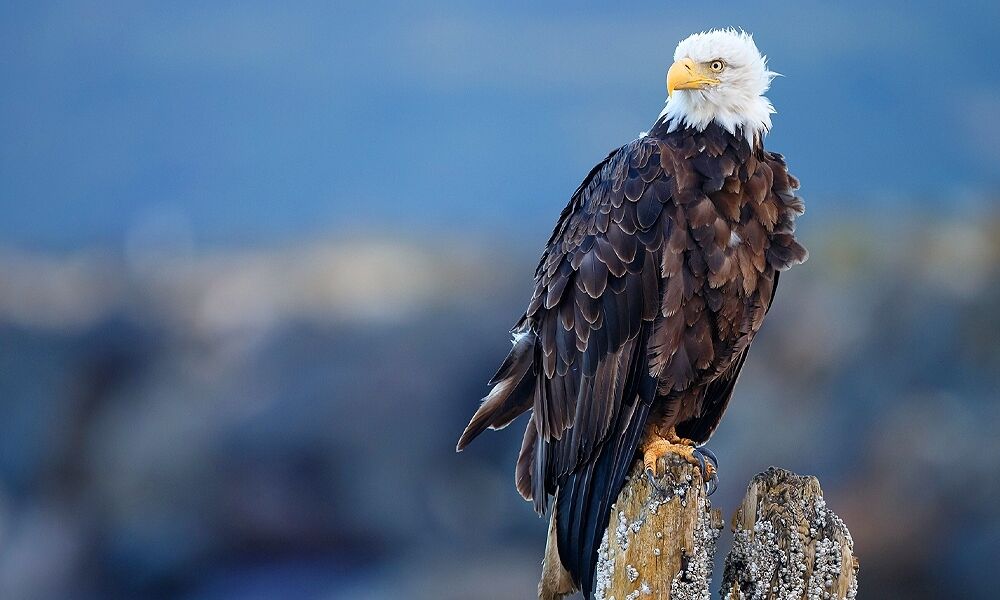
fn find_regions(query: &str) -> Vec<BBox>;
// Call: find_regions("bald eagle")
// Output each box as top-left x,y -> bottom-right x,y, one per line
457,29 -> 807,598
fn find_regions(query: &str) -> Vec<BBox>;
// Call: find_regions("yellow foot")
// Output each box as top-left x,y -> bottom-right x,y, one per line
641,427 -> 717,485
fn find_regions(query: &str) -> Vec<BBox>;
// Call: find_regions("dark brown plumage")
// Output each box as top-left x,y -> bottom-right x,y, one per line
457,116 -> 806,597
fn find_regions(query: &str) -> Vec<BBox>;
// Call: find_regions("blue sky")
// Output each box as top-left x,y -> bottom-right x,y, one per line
2,1 -> 998,248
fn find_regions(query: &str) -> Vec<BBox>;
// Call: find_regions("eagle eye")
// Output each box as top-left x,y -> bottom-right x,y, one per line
709,60 -> 725,72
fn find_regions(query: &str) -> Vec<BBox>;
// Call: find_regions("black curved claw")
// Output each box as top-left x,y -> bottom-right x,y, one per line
692,446 -> 720,496
705,472 -> 719,496
645,467 -> 667,496
696,445 -> 719,471
694,451 -> 707,480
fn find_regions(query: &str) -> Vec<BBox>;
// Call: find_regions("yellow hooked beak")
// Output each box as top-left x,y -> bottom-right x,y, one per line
667,58 -> 720,96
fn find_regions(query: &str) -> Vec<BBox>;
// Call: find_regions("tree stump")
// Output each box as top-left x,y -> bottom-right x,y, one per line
593,454 -> 723,600
588,464 -> 858,600
721,467 -> 859,600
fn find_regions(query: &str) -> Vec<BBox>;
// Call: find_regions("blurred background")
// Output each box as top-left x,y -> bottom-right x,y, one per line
1,1 -> 998,598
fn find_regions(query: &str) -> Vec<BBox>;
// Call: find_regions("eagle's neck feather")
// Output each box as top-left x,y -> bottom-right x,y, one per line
657,91 -> 773,145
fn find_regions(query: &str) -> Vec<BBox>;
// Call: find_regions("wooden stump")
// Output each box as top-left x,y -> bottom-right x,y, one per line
593,454 -> 723,600
721,467 -> 859,600
542,463 -> 858,600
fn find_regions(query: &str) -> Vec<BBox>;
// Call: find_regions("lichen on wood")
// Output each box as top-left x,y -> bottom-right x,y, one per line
593,454 -> 723,600
539,463 -> 858,600
721,467 -> 859,600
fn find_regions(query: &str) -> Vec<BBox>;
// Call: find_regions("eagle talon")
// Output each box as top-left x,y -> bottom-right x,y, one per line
694,451 -> 707,480
692,446 -> 719,493
705,472 -> 719,496
695,446 -> 719,470
645,467 -> 667,496
641,427 -> 720,497
691,450 -> 717,496
694,447 -> 720,496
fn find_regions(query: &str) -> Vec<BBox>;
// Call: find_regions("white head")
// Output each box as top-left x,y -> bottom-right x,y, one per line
660,29 -> 777,144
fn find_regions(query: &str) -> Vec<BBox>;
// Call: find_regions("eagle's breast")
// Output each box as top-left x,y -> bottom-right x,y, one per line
648,122 -> 806,400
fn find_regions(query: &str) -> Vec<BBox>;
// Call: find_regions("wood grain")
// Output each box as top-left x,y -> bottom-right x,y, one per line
593,454 -> 723,600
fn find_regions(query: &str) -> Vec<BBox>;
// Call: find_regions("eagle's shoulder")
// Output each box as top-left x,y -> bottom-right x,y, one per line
528,136 -> 671,316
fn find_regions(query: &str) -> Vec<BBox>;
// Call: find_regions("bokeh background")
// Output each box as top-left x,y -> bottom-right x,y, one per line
2,1 -> 999,598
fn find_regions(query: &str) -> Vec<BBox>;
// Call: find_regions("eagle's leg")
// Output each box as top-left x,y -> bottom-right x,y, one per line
642,426 -> 717,493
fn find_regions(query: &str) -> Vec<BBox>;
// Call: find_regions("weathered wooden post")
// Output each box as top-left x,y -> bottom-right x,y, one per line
589,463 -> 857,600
593,455 -> 723,599
721,468 -> 858,600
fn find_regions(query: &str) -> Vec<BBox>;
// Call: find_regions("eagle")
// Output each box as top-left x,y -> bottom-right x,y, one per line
457,29 -> 807,598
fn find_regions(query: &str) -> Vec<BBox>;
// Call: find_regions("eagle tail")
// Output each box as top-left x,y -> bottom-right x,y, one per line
456,328 -> 537,451
555,370 -> 656,598
539,505 -> 579,599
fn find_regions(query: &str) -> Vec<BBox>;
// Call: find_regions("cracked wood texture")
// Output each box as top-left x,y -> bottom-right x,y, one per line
577,463 -> 857,600
722,467 -> 859,600
592,455 -> 722,600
